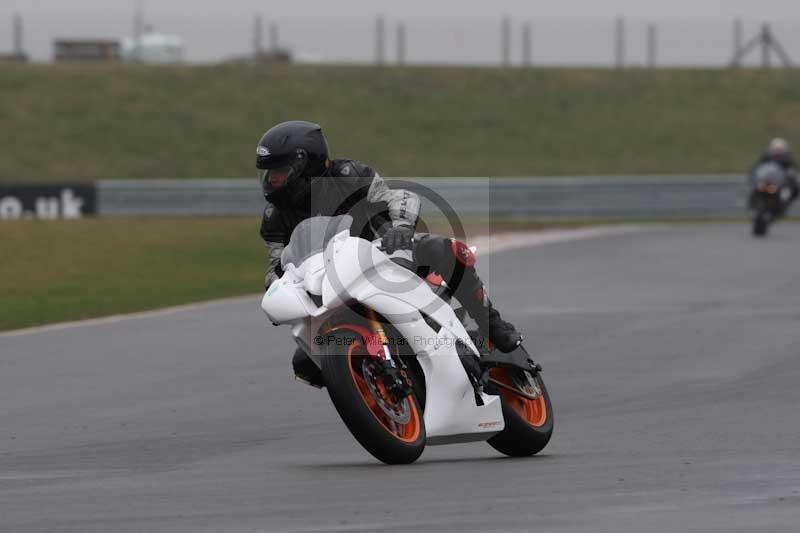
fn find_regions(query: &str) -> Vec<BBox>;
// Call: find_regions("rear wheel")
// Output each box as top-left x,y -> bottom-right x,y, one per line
487,368 -> 553,457
321,330 -> 425,464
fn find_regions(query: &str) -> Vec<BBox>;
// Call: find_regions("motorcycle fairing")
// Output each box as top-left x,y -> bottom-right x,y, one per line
321,233 -> 504,440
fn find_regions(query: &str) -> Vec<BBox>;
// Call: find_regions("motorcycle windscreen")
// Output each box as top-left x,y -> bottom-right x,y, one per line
281,215 -> 353,270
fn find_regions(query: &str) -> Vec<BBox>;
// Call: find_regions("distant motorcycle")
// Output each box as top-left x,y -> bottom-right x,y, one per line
749,162 -> 793,237
261,215 -> 553,464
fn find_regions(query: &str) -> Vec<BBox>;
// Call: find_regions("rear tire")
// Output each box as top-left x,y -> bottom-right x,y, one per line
487,369 -> 554,457
321,330 -> 426,465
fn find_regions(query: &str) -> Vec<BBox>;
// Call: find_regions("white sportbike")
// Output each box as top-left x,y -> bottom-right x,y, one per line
261,215 -> 553,464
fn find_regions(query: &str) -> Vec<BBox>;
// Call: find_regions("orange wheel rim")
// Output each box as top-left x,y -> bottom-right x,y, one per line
347,341 -> 421,443
490,368 -> 547,427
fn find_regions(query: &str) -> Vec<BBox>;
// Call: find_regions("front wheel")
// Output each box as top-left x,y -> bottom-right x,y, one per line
321,330 -> 426,464
487,368 -> 554,457
752,210 -> 770,237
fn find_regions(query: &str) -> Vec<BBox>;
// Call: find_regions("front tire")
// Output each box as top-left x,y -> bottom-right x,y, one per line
753,211 -> 769,237
487,368 -> 554,457
321,330 -> 426,464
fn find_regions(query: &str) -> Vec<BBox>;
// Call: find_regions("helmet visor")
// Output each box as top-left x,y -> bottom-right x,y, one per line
259,165 -> 296,194
258,150 -> 308,196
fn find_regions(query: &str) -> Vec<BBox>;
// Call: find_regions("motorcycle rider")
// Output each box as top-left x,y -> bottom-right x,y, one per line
751,138 -> 799,205
256,120 -> 522,387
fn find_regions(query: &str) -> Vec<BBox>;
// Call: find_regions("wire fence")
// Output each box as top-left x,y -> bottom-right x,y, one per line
8,11 -> 800,67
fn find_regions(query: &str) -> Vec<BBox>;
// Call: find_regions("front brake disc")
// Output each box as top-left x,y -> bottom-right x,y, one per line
362,360 -> 412,424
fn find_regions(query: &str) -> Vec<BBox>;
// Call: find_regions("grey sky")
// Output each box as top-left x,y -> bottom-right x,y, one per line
5,0 -> 800,65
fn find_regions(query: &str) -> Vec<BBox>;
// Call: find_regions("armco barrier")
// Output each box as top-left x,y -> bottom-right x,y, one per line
97,179 -> 263,217
1,176 -> 751,220
96,175 -> 750,219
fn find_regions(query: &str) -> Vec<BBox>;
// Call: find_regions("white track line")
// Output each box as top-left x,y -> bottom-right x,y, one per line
0,225 -> 651,339
470,225 -> 650,256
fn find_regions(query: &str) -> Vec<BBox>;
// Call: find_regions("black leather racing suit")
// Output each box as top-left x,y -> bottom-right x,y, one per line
261,159 -> 417,283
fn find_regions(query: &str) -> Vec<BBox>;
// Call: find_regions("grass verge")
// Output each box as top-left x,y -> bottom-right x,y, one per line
0,218 -> 264,331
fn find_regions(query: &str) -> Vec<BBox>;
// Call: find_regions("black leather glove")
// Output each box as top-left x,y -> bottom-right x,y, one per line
381,224 -> 415,254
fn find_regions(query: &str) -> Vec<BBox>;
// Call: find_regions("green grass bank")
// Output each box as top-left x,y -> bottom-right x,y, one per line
0,218 -> 264,331
1,64 -> 798,181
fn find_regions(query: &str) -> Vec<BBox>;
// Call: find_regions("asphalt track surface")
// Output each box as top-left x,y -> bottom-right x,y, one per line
2,223 -> 800,532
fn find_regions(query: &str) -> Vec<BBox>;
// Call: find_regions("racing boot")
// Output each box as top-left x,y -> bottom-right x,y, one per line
466,291 -> 523,353
292,347 -> 324,388
454,273 -> 522,353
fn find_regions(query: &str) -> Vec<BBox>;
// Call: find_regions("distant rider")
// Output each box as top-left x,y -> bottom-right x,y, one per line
751,138 -> 799,205
256,121 -> 522,387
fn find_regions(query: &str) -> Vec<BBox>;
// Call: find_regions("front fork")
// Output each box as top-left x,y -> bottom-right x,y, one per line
366,308 -> 393,361
366,308 -> 413,398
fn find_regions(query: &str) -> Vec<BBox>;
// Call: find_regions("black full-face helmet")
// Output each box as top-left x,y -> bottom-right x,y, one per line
255,121 -> 330,205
